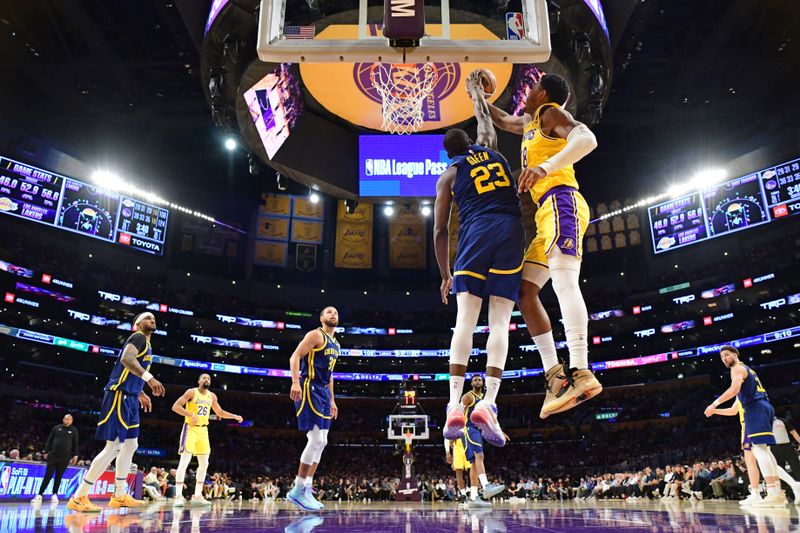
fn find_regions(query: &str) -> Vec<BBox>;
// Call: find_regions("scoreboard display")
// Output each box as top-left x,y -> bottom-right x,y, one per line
648,156 -> 800,254
0,156 -> 169,255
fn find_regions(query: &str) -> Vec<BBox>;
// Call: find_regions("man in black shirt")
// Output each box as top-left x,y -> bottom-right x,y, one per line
31,413 -> 79,504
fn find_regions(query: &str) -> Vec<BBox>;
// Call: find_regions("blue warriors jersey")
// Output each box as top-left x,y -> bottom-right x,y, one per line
736,363 -> 769,406
105,332 -> 153,395
300,328 -> 339,385
464,390 -> 484,429
451,144 -> 520,227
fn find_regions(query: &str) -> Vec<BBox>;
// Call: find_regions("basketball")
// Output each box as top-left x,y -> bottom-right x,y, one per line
476,68 -> 497,97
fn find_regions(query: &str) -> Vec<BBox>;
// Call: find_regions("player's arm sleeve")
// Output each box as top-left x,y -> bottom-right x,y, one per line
538,123 -> 597,176
444,437 -> 451,453
125,332 -> 147,354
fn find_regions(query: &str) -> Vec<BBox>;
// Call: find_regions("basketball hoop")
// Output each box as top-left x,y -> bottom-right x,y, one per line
403,430 -> 414,453
371,63 -> 438,135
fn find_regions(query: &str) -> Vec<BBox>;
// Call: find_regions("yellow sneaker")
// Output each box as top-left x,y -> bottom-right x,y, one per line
540,367 -> 603,418
66,495 -> 101,513
109,494 -> 146,508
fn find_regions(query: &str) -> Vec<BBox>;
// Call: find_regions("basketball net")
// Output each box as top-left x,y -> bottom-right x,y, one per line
372,63 -> 438,135
403,431 -> 414,454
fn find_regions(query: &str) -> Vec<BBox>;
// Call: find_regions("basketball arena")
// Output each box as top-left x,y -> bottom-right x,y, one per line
1,0 -> 799,531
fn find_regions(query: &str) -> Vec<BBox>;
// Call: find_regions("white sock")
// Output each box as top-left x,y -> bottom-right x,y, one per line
194,483 -> 203,498
305,477 -> 313,488
460,488 -> 467,497
449,375 -> 465,407
175,481 -> 184,498
533,332 -> 559,372
478,473 -> 488,489
470,486 -> 478,500
114,478 -> 128,498
294,476 -> 304,489
767,484 -> 782,496
484,376 -> 501,404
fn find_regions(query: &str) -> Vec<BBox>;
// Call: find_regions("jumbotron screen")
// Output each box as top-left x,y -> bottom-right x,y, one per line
358,135 -> 451,197
0,156 -> 169,255
648,156 -> 800,253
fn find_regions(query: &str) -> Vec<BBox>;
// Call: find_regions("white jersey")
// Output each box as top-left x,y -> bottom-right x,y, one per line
773,418 -> 790,445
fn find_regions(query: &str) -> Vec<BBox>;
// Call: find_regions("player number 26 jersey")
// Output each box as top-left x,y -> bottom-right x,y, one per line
186,388 -> 213,426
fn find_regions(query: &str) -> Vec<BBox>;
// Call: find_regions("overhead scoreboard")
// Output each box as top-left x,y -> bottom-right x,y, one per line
648,156 -> 800,253
0,156 -> 169,255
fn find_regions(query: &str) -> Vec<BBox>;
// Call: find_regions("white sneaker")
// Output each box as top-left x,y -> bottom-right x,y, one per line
50,495 -> 59,504
191,495 -> 212,506
30,495 -> 42,505
740,491 -> 762,506
752,491 -> 788,508
693,491 -> 703,500
173,495 -> 186,507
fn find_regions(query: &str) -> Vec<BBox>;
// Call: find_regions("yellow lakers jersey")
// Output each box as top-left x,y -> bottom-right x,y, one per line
186,388 -> 213,426
521,103 -> 580,204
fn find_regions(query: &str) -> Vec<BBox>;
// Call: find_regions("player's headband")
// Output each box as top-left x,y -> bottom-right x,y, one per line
134,312 -> 155,326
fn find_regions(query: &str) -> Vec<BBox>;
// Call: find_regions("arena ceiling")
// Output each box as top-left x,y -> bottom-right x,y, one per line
0,0 -> 798,218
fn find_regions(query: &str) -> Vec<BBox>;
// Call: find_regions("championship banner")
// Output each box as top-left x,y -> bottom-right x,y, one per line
389,204 -> 426,269
259,193 -> 292,216
292,196 -> 325,220
291,219 -> 324,244
256,216 -> 290,241
296,243 -> 317,272
254,240 -> 288,267
335,201 -> 372,269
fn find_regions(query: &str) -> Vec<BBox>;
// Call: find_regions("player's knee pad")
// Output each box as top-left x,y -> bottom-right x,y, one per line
522,264 -> 550,288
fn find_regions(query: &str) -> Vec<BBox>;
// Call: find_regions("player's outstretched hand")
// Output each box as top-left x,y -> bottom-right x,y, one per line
518,166 -> 547,193
139,392 -> 152,412
148,377 -> 165,397
703,405 -> 716,418
465,70 -> 483,96
234,415 -> 243,424
290,381 -> 303,402
330,401 -> 338,419
440,276 -> 453,305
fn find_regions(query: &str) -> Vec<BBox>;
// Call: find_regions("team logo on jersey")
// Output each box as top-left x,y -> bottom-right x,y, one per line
354,63 -> 460,122
561,238 -> 575,250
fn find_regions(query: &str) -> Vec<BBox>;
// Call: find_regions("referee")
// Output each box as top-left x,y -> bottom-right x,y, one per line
31,413 -> 79,504
772,416 -> 800,481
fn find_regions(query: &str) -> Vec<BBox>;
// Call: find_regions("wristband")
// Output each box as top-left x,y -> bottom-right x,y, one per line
712,399 -> 720,407
142,371 -> 154,382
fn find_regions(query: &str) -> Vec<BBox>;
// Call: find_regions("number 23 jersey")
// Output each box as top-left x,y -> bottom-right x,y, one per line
451,144 -> 521,227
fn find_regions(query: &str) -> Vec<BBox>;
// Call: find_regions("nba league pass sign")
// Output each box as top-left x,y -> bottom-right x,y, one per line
359,135 -> 451,197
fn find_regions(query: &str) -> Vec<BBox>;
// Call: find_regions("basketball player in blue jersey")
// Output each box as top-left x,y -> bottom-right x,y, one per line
460,375 -> 506,507
435,72 -> 524,449
704,345 -> 789,507
487,73 -> 601,418
287,306 -> 340,511
67,312 -> 165,512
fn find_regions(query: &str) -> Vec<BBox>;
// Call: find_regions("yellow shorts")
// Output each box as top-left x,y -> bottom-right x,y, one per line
525,187 -> 590,268
179,424 -> 211,455
452,438 -> 471,471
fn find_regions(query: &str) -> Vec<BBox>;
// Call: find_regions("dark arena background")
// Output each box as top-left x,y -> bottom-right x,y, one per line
1,0 -> 800,531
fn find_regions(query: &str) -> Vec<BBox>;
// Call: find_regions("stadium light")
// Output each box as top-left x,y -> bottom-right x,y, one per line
384,205 -> 394,217
90,170 -> 127,192
309,191 -> 320,204
420,205 -> 432,217
224,137 -> 237,151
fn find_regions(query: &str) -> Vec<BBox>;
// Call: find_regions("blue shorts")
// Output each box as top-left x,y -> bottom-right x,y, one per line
294,378 -> 332,431
96,390 -> 140,441
743,399 -> 776,446
464,425 -> 484,462
453,214 -> 524,302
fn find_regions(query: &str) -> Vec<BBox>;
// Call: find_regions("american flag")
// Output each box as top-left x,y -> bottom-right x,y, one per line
283,26 -> 315,39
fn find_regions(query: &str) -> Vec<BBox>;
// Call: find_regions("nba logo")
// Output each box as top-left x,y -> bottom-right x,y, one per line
365,159 -> 373,176
506,12 -> 524,40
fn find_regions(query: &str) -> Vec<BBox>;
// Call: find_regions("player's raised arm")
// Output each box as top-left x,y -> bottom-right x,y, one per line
434,168 -> 456,305
210,392 -> 243,423
466,71 -> 497,151
486,102 -> 528,135
289,329 -> 325,401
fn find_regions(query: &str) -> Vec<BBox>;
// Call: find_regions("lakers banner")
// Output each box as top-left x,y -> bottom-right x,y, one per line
256,216 -> 290,241
292,196 -> 325,220
291,219 -> 324,244
299,25 -> 513,131
259,194 -> 292,216
389,204 -> 427,269
335,201 -> 372,269
254,240 -> 288,267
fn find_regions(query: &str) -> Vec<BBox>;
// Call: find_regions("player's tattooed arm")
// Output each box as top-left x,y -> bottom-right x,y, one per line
289,329 -> 325,401
120,337 -> 165,396
434,168 -> 456,305
466,71 -> 497,150
211,393 -> 244,423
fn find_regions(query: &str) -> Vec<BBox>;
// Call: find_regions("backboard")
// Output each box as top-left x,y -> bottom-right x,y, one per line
257,0 -> 551,64
388,414 -> 429,440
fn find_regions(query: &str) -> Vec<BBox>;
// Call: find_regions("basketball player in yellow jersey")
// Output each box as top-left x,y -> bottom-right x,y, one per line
171,373 -> 243,506
486,73 -> 601,418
